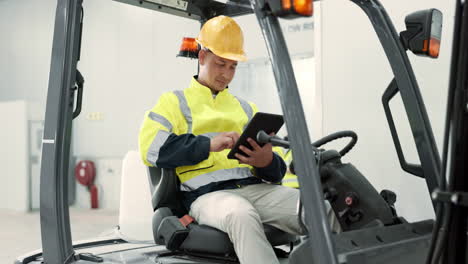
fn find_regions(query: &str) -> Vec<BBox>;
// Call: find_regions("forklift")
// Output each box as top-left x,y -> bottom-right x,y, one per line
15,0 -> 468,263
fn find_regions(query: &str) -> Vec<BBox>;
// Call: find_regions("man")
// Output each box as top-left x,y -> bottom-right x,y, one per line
139,15 -> 336,264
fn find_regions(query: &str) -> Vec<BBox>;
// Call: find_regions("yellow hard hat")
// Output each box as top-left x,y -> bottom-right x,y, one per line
196,15 -> 247,62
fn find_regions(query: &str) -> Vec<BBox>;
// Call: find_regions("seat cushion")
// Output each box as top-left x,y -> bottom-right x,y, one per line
180,224 -> 235,255
178,223 -> 297,256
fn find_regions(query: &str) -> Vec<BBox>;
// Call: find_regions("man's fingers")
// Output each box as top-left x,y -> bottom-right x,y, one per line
226,137 -> 235,149
218,137 -> 233,150
228,131 -> 240,137
247,138 -> 261,150
239,145 -> 253,156
225,131 -> 239,137
232,133 -> 240,143
235,153 -> 250,164
226,132 -> 240,143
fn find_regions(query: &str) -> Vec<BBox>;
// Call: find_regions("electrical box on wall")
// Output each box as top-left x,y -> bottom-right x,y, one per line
86,112 -> 104,121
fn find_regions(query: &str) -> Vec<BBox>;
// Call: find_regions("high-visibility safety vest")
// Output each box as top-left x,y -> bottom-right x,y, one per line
139,77 -> 283,192
282,150 -> 299,188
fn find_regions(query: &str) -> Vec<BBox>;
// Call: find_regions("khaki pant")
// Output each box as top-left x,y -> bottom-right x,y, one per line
189,183 -> 339,264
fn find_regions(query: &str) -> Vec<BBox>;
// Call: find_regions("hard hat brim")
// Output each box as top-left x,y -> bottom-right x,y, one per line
196,38 -> 247,62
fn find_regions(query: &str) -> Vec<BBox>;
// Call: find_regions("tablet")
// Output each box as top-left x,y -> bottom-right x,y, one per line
227,112 -> 284,160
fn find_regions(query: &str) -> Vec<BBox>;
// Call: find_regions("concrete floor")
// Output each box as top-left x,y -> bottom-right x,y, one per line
1,208 -> 118,264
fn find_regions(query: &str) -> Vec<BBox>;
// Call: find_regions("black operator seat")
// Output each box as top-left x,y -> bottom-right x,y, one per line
147,166 -> 297,256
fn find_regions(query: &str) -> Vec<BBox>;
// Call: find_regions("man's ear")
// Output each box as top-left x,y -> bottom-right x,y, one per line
198,49 -> 206,65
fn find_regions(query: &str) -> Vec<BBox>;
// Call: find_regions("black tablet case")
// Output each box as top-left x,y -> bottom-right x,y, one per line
227,112 -> 284,160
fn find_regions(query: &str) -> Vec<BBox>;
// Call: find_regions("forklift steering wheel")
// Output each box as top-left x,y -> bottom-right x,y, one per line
312,130 -> 358,157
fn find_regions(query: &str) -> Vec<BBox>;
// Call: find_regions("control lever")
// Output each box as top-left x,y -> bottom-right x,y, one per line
256,130 -> 290,148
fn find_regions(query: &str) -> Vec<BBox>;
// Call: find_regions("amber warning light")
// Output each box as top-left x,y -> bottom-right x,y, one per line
177,37 -> 199,59
269,0 -> 313,18
400,8 -> 442,59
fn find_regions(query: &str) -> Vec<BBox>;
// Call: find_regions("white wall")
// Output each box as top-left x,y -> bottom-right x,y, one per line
0,0 -> 55,106
237,16 -> 315,59
73,0 -> 200,158
230,56 -> 321,139
0,101 -> 29,212
0,0 -> 55,211
233,15 -> 321,138
316,0 -> 455,222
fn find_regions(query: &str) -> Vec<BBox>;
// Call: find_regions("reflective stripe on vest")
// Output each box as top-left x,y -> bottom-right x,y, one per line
282,150 -> 299,188
174,90 -> 193,133
148,111 -> 173,131
180,167 -> 252,191
282,173 -> 299,188
147,130 -> 171,165
200,132 -> 221,139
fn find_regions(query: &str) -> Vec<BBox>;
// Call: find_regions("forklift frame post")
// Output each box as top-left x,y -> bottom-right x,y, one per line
39,0 -> 83,263
350,0 -> 442,204
444,1 -> 468,263
250,0 -> 339,263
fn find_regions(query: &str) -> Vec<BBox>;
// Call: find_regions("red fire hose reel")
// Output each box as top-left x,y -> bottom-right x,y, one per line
75,160 -> 99,209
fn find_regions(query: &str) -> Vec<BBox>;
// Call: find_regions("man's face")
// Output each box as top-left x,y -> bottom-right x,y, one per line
198,49 -> 238,93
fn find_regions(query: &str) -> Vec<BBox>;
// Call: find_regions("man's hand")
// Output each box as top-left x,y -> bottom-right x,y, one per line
235,138 -> 273,168
210,132 -> 240,152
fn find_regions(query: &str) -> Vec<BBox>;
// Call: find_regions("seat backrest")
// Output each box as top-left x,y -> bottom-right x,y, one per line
147,166 -> 187,217
118,151 -> 154,242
